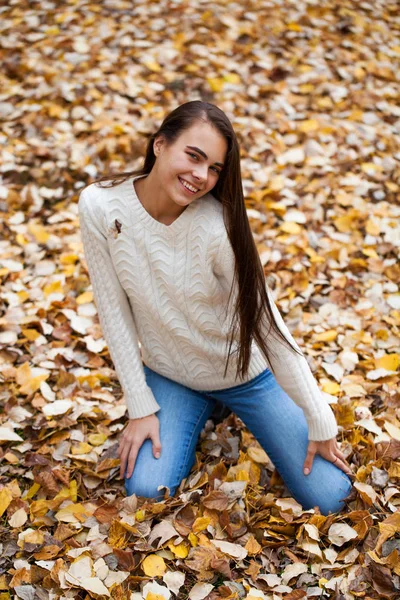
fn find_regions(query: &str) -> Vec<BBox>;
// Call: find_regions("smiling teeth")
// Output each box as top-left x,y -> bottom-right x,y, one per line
180,178 -> 198,193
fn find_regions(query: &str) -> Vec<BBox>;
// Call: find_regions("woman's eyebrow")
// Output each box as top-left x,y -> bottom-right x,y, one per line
186,145 -> 224,168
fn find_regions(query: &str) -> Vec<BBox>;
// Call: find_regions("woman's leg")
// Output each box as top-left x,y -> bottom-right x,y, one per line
125,366 -> 217,500
207,368 -> 353,516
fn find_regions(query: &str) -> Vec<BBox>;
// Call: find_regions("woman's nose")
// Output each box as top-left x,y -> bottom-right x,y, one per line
193,165 -> 208,184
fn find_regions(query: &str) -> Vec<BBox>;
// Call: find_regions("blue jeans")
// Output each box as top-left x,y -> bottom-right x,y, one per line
125,366 -> 353,515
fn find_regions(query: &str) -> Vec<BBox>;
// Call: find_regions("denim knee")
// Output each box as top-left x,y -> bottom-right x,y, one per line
301,474 -> 353,516
125,475 -> 178,500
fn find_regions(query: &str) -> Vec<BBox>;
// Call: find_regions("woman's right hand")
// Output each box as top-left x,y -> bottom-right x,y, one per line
118,414 -> 162,480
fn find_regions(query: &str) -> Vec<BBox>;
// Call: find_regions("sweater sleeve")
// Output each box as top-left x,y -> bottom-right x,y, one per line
214,231 -> 338,442
78,186 -> 161,420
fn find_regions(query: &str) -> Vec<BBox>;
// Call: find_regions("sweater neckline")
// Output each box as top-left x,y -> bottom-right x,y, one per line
123,174 -> 200,235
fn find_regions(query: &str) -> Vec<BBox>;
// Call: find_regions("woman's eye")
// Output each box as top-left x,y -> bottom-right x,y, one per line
188,152 -> 220,175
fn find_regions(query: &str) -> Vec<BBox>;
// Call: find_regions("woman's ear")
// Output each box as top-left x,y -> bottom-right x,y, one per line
153,134 -> 165,157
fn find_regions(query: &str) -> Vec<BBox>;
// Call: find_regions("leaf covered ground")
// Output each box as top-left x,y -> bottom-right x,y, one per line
0,0 -> 400,599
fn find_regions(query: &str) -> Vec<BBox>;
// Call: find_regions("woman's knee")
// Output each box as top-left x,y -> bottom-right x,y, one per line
125,473 -> 178,500
302,472 -> 353,516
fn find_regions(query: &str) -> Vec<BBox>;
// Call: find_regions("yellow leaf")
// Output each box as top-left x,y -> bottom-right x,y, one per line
30,499 -> 52,519
71,442 -> 92,455
375,513 -> 400,553
388,462 -> 400,478
88,433 -> 107,446
63,264 -> 76,277
188,533 -> 198,547
43,280 -> 63,296
16,362 -> 31,386
24,482 -> 41,500
236,469 -> 249,481
375,354 -> 400,371
298,119 -> 320,133
17,291 -> 29,303
69,481 -> 78,502
192,516 -> 211,533
366,219 -> 380,235
223,73 -> 241,84
20,374 -> 49,396
0,488 -> 13,517
76,291 -> 93,304
15,233 -> 28,246
316,96 -> 333,109
167,540 -> 189,558
362,248 -> 379,259
21,329 -> 41,341
280,222 -> 302,234
341,383 -> 366,397
28,222 -> 50,244
287,22 -> 302,31
60,253 -> 79,265
376,329 -> 389,340
298,83 -> 316,94
55,502 -> 92,522
184,64 -> 199,73
142,554 -> 166,577
143,61 -> 161,72
146,594 -> 165,600
315,330 -> 338,342
135,509 -> 146,522
207,77 -> 225,92
321,381 -> 341,395
334,215 -> 356,233
361,162 -> 383,174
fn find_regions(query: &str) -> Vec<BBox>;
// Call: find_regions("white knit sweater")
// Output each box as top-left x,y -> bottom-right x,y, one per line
78,174 -> 338,441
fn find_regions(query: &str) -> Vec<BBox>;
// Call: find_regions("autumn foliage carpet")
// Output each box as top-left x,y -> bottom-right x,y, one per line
0,1 -> 400,599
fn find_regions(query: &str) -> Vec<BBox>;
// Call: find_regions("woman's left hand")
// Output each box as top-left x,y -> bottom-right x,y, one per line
303,438 -> 352,477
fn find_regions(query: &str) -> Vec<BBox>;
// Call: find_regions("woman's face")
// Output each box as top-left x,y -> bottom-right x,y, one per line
152,120 -> 228,209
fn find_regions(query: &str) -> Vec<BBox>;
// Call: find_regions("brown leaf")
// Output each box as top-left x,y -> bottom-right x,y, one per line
34,470 -> 60,497
209,557 -> 232,579
94,503 -> 119,523
368,559 -> 397,597
114,548 -> 140,571
174,504 -> 196,537
33,545 -> 62,560
203,490 -> 229,511
283,591 -> 307,600
53,523 -> 76,542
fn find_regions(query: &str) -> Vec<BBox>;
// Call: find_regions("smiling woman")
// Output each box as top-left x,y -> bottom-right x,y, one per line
132,120 -> 227,225
78,100 -> 353,515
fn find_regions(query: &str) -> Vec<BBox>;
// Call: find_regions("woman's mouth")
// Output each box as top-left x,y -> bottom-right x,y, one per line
178,177 -> 199,195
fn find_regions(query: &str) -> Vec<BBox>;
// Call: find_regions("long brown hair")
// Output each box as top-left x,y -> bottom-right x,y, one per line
88,100 -> 303,381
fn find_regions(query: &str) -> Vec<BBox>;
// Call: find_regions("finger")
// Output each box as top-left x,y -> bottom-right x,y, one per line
126,445 -> 139,479
152,435 -> 162,459
331,456 -> 352,476
336,449 -> 348,462
303,448 -> 316,475
119,445 -> 130,479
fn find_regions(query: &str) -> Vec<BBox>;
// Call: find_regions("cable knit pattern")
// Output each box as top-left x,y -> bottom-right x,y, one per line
78,174 -> 338,441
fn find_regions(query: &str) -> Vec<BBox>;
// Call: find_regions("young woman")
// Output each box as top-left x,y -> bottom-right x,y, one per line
78,101 -> 353,516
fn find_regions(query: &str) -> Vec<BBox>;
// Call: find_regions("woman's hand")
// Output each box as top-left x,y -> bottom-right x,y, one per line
118,414 -> 162,480
303,438 -> 352,477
